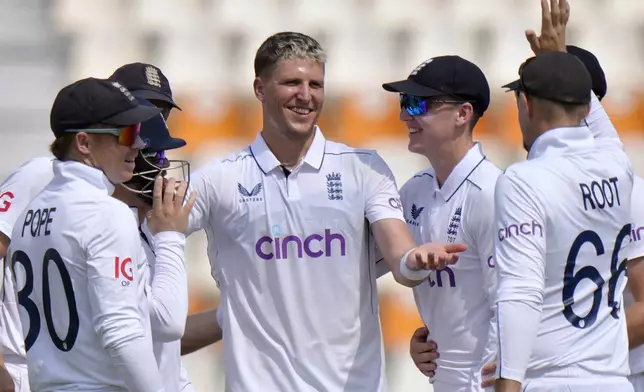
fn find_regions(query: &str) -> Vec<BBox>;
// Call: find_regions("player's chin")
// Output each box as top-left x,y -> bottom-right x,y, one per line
107,166 -> 136,185
407,138 -> 426,155
286,110 -> 319,130
285,121 -> 317,137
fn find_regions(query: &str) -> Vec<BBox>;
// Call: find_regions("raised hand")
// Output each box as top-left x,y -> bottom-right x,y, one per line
406,243 -> 467,271
146,176 -> 196,235
525,0 -> 570,54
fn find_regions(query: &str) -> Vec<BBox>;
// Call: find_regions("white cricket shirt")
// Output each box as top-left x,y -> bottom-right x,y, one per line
624,176 -> 644,375
494,125 -> 633,385
0,156 -> 53,365
188,128 -> 405,392
400,144 -> 500,391
582,91 -> 644,378
139,220 -> 190,392
8,160 -> 163,392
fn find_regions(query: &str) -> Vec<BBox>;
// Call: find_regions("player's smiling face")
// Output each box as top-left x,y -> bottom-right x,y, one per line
399,97 -> 462,157
88,133 -> 141,185
255,58 -> 325,140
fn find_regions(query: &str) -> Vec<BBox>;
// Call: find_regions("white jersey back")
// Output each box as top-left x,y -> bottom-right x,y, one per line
495,127 -> 633,383
8,161 -> 153,391
400,144 -> 500,390
188,128 -> 404,392
624,176 -> 644,375
0,156 -> 54,362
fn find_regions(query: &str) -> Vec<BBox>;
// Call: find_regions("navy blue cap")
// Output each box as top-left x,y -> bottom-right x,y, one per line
503,45 -> 607,101
138,99 -> 186,153
110,63 -> 181,110
50,78 -> 161,138
382,55 -> 491,115
506,52 -> 592,105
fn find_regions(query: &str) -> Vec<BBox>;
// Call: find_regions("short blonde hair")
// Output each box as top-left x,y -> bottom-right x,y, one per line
254,32 -> 326,78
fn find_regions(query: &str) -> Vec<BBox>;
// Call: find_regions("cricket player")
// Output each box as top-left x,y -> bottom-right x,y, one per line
627,180 -> 644,391
0,156 -> 53,392
110,62 -> 182,121
581,62 -> 644,392
494,39 -> 633,392
407,43 -> 612,389
110,62 -> 203,392
0,63 -> 198,392
7,77 -> 192,392
113,100 -> 192,392
493,2 -> 633,391
187,31 -> 467,392
382,55 -> 499,391
545,44 -> 644,392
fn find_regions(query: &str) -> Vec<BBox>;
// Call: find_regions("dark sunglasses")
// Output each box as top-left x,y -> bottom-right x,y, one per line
399,94 -> 471,116
66,124 -> 143,147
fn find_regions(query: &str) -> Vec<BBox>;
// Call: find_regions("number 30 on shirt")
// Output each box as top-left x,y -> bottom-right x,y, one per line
11,248 -> 79,352
562,224 -> 631,329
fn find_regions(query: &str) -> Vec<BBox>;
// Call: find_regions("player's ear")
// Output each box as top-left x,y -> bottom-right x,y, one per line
519,92 -> 533,119
455,102 -> 474,127
582,102 -> 591,119
74,132 -> 92,156
253,77 -> 265,103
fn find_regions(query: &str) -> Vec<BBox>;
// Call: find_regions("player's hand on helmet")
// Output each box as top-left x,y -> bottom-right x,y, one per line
146,176 -> 196,235
410,326 -> 438,379
525,0 -> 570,54
0,365 -> 15,392
480,360 -> 497,388
406,243 -> 466,270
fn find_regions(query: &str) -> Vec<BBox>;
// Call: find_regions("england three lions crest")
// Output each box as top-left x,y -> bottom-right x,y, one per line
326,172 -> 343,200
447,207 -> 462,243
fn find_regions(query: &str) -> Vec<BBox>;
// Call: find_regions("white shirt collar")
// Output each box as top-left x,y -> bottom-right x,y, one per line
527,126 -> 594,160
52,160 -> 115,195
435,143 -> 486,202
249,126 -> 326,174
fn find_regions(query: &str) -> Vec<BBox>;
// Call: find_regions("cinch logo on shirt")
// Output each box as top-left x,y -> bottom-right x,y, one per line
389,197 -> 403,212
631,225 -> 644,242
498,220 -> 543,242
429,266 -> 456,287
255,229 -> 347,260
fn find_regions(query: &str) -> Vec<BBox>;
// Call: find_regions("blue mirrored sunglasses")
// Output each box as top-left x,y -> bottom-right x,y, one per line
399,94 -> 427,116
399,94 -> 473,116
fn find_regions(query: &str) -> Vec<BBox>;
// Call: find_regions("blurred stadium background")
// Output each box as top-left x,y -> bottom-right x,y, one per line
1,0 -> 644,390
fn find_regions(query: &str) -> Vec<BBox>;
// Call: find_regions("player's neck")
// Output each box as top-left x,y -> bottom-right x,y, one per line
260,126 -> 315,168
137,206 -> 151,225
425,137 -> 474,188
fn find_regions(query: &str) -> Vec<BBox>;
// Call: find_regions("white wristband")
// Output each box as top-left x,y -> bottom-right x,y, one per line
399,248 -> 431,281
